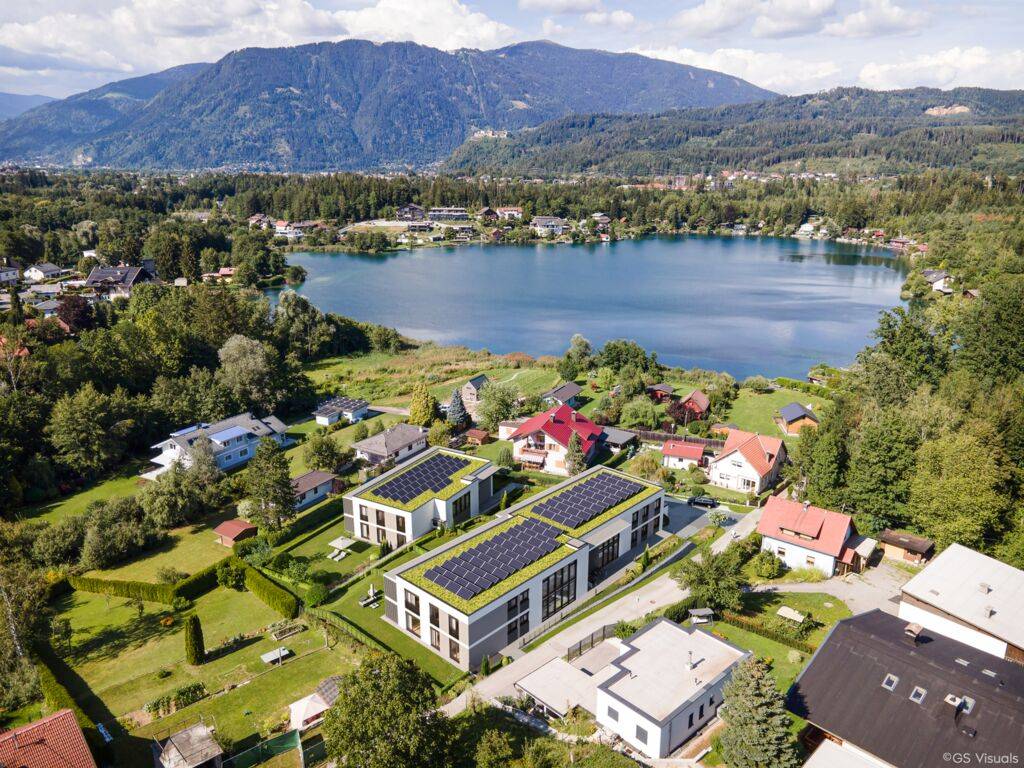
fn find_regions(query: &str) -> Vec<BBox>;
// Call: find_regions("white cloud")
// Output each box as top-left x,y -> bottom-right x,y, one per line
583,9 -> 634,28
752,0 -> 836,38
541,17 -> 566,35
824,0 -> 929,37
859,46 -> 1024,89
517,0 -> 599,12
631,45 -> 841,95
671,0 -> 751,36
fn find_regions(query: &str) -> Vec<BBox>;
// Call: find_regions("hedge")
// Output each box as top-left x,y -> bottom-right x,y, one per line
66,559 -> 229,606
774,377 -> 831,398
35,646 -> 102,752
175,557 -> 230,600
721,611 -> 816,654
240,560 -> 300,619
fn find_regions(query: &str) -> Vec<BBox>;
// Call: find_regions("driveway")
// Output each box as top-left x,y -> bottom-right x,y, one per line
750,560 -> 911,616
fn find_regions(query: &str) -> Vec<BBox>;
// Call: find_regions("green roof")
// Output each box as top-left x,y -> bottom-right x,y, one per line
354,450 -> 489,512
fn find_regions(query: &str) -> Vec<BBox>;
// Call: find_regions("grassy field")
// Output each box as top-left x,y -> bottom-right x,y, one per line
723,387 -> 830,445
283,518 -> 379,582
737,591 -> 851,646
20,460 -> 148,525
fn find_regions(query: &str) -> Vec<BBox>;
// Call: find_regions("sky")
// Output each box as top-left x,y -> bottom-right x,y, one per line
0,0 -> 1021,98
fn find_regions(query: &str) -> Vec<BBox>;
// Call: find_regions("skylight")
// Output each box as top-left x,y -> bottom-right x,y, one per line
881,674 -> 899,691
910,686 -> 927,704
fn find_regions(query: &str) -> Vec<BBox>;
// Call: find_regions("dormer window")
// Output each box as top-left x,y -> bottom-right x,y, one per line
910,686 -> 927,704
881,674 -> 899,691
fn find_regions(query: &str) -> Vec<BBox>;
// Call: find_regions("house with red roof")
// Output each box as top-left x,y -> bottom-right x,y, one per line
661,440 -> 705,470
678,389 -> 711,421
509,404 -> 602,475
757,496 -> 875,577
0,709 -> 97,768
706,428 -> 786,493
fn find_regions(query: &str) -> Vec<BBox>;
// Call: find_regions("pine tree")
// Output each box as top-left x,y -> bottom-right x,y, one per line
446,388 -> 468,427
245,438 -> 296,530
719,657 -> 801,768
565,432 -> 586,476
184,614 -> 205,665
408,383 -> 438,427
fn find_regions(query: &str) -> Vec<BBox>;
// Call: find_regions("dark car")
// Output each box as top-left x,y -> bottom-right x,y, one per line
688,495 -> 719,508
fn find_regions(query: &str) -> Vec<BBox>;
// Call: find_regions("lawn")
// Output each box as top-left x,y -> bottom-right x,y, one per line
723,387 -> 830,446
283,517 -> 380,582
737,591 -> 851,646
283,412 -> 403,475
19,459 -> 148,525
710,623 -> 807,692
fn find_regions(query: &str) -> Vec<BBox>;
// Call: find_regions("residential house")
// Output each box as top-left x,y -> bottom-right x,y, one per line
32,298 -> 60,317
248,213 -> 272,229
879,529 -> 934,565
898,543 -> 1024,662
497,417 -> 528,440
531,216 -> 569,237
292,470 -> 337,510
201,267 -> 236,283
496,206 -> 523,220
776,402 -> 819,435
590,212 -> 611,231
646,383 -> 675,402
0,709 -> 98,768
313,395 -> 369,426
757,497 -> 875,577
461,374 -> 489,417
795,222 -> 816,238
509,404 -> 602,476
24,262 -> 61,283
661,440 -> 705,470
145,413 -> 289,480
158,722 -> 224,768
428,207 -> 469,221
787,610 -> 1024,768
541,381 -> 583,408
475,206 -> 498,221
706,428 -> 787,493
351,423 -> 428,466
397,203 -> 426,221
601,426 -> 638,454
384,465 -> 664,669
678,390 -> 710,422
85,265 -> 153,299
343,447 -> 496,548
922,268 -> 953,294
0,259 -> 20,285
406,221 -> 433,233
213,519 -> 257,547
289,676 -> 342,731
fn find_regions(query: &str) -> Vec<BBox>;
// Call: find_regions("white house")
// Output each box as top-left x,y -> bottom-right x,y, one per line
23,262 -> 61,283
508,404 -> 602,476
0,262 -> 19,285
898,543 -> 1024,662
351,423 -> 428,465
496,206 -> 523,220
289,676 -> 341,731
707,428 -> 786,494
313,395 -> 369,426
145,413 -> 289,480
757,497 -> 874,577
531,216 -> 569,237
661,440 -> 704,470
292,470 -> 337,510
921,268 -> 953,294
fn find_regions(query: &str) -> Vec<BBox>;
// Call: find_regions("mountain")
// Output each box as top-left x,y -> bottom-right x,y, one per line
0,92 -> 55,121
444,87 -> 1024,176
0,40 -> 775,170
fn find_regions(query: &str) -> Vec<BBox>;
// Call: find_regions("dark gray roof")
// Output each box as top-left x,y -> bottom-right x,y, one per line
879,529 -> 934,555
291,470 -> 337,496
85,265 -> 151,287
352,423 -> 426,457
922,269 -> 950,283
465,374 -> 489,391
601,426 -> 637,446
28,262 -> 60,274
788,610 -> 1024,768
159,412 -> 287,451
542,381 -> 583,402
779,402 -> 818,424
313,395 -> 369,417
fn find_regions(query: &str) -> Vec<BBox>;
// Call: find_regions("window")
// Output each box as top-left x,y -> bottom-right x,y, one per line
404,590 -> 419,614
359,505 -> 369,521
709,695 -> 715,706
452,492 -> 471,523
631,510 -> 640,528
699,704 -> 704,719
396,516 -> 406,533
688,713 -> 694,728
631,529 -> 638,548
542,561 -> 577,620
449,639 -> 460,662
360,523 -> 370,539
430,605 -> 439,627
376,509 -> 386,527
405,613 -> 420,637
591,536 -> 620,571
607,707 -> 619,722
506,614 -> 529,644
805,555 -> 816,567
881,674 -> 899,691
396,533 -> 406,547
375,528 -> 385,544
910,686 -> 927,704
449,616 -> 460,640
635,726 -> 647,744
507,590 -> 529,620
430,627 -> 441,650
776,546 -> 787,558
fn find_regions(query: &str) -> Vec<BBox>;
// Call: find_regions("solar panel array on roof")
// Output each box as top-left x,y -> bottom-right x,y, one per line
423,518 -> 562,600
532,472 -> 646,530
373,453 -> 471,504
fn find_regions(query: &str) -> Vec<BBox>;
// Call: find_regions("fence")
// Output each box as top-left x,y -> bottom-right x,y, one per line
223,730 -> 301,768
630,429 -> 725,449
566,623 -> 618,661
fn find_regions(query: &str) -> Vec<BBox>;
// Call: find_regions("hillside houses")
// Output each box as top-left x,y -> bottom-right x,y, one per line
531,216 -> 569,237
85,264 -> 153,299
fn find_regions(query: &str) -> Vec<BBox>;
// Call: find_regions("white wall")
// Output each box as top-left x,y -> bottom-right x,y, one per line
596,691 -> 662,758
898,601 -> 1008,659
761,536 -> 836,576
663,455 -> 698,470
708,453 -> 764,493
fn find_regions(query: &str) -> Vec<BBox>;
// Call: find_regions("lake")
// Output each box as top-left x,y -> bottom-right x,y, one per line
271,235 -> 908,379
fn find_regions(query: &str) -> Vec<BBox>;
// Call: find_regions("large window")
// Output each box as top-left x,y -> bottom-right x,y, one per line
396,516 -> 406,533
448,615 -> 460,640
635,726 -> 648,744
451,492 -> 471,524
404,590 -> 420,614
376,509 -> 386,527
591,536 -> 620,572
360,522 -> 370,539
506,590 -> 529,621
430,605 -> 440,627
449,639 -> 460,662
430,627 -> 440,649
359,505 -> 369,521
506,614 -> 529,644
542,561 -> 577,620
405,613 -> 420,637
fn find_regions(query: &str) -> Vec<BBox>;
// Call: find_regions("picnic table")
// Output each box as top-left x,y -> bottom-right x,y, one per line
260,646 -> 293,665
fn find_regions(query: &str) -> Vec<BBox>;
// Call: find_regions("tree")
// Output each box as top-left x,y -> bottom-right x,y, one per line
322,651 -> 452,768
957,275 -> 1024,382
845,408 -> 919,532
742,375 -> 772,393
719,657 -> 801,768
476,381 -> 519,431
496,446 -> 514,469
596,366 -> 615,391
304,432 -> 350,473
620,396 -> 658,429
217,335 -> 285,414
627,450 -> 661,480
351,421 -> 369,442
184,614 -> 205,665
45,383 -> 133,477
245,438 -> 297,530
427,419 -> 452,447
408,383 -> 439,427
565,432 -> 587,475
273,290 -> 334,362
446,388 -> 468,428
56,295 -> 94,332
475,730 -> 515,768
671,546 -> 744,612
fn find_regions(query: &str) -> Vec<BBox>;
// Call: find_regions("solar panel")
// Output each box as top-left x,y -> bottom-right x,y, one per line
374,453 -> 472,504
531,473 -> 645,529
424,518 -> 562,600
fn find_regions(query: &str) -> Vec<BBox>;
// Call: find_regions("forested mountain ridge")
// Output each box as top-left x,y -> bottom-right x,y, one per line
0,92 -> 55,121
0,40 -> 775,171
444,86 -> 1024,176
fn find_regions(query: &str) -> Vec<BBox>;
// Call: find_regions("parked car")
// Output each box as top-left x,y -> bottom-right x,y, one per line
688,495 -> 719,508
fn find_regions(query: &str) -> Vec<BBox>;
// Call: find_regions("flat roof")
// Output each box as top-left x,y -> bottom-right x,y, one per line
599,619 -> 747,722
351,448 -> 489,512
901,543 -> 1024,649
516,654 -> 619,717
803,740 -> 888,768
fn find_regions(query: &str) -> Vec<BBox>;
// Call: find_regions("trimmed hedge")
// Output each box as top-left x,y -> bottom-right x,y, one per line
35,646 -> 101,752
662,595 -> 698,624
175,557 -> 230,600
721,611 -> 816,654
66,558 -> 230,605
240,560 -> 300,619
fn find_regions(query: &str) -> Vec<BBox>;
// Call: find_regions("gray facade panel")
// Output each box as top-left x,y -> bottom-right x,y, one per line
384,597 -> 397,623
384,575 -> 397,601
469,599 -> 511,644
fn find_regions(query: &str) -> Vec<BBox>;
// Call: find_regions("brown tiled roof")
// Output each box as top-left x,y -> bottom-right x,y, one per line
212,518 -> 257,541
291,470 -> 337,496
0,709 -> 97,768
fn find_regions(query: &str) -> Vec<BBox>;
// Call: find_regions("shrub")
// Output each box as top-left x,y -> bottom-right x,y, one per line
67,574 -> 175,604
242,562 -> 300,618
480,655 -> 491,676
751,551 -> 784,579
496,446 -> 514,468
720,611 -> 815,653
156,566 -> 189,584
35,646 -> 101,750
184,614 -> 205,665
305,582 -> 329,607
216,561 -> 247,590
788,566 -> 826,583
662,595 -> 697,623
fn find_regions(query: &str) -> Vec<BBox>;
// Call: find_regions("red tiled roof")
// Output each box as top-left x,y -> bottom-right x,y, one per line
213,518 -> 258,541
661,441 -> 704,460
0,709 -> 97,768
757,496 -> 852,558
681,389 -> 710,412
712,428 -> 785,479
510,404 -> 602,454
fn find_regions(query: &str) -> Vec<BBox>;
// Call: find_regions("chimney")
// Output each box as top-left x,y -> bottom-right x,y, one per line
978,582 -> 991,594
983,605 -> 995,619
904,622 -> 923,645
686,651 -> 693,671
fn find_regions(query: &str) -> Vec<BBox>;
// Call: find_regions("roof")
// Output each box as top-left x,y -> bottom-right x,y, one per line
209,425 -> 249,443
85,265 -> 151,287
510,404 -> 603,454
516,655 -> 617,717
464,374 -> 489,391
803,739 -> 890,768
212,519 -> 257,540
710,428 -> 785,479
313,395 -> 369,417
292,470 -> 336,496
351,423 -> 427,458
159,722 -> 224,768
599,619 -> 747,722
600,426 -> 637,446
757,496 -> 853,558
350,447 -> 488,511
27,262 -> 60,274
0,709 -> 97,768
681,389 -> 711,411
779,402 -> 819,425
880,529 -> 934,555
542,381 -> 583,402
661,440 -> 704,460
922,268 -> 950,283
901,543 -> 1024,650
158,413 -> 287,452
788,610 -> 1024,768
647,383 -> 674,394
531,215 -> 568,225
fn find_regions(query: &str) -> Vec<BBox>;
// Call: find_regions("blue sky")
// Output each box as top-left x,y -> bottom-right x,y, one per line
1,0 -> 1020,97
